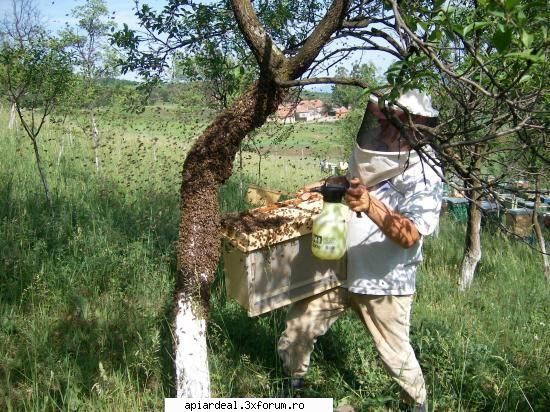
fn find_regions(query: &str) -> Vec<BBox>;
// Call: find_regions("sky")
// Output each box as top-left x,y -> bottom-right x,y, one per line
0,0 -> 167,33
0,0 -> 396,87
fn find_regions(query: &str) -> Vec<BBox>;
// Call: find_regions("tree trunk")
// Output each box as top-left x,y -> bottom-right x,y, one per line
174,292 -> 210,397
174,81 -> 284,397
532,176 -> 550,281
9,103 -> 17,129
171,0 -> 347,396
459,195 -> 482,290
57,137 -> 64,166
31,136 -> 52,207
459,150 -> 484,291
90,110 -> 101,172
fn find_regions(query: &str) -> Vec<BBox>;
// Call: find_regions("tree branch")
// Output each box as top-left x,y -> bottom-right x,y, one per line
229,0 -> 285,72
286,0 -> 350,79
276,76 -> 370,88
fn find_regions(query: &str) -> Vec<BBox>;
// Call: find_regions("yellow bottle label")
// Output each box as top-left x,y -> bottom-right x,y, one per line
311,203 -> 348,260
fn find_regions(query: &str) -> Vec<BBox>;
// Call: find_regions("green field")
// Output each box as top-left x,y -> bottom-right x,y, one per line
0,105 -> 548,411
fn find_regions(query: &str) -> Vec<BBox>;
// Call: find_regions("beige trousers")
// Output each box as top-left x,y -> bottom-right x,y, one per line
277,287 -> 426,405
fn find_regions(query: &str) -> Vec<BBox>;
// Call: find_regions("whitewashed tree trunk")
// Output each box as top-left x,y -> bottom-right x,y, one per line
9,103 -> 17,129
90,111 -> 101,172
174,292 -> 211,398
459,198 -> 482,290
534,220 -> 550,281
172,0 -> 346,395
57,137 -> 65,165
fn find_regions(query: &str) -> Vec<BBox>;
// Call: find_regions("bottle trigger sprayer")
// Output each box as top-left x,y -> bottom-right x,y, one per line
310,178 -> 349,260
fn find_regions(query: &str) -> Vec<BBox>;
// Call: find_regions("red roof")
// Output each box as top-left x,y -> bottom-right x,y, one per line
274,99 -> 327,119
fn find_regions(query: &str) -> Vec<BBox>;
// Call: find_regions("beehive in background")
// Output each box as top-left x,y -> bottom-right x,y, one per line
221,199 -> 346,317
443,197 -> 469,222
505,208 -> 533,237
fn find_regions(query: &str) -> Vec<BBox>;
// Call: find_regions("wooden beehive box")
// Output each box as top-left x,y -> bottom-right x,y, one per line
221,198 -> 346,317
505,208 -> 533,237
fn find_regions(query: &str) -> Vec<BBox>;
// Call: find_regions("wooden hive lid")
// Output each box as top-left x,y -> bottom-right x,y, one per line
221,198 -> 322,252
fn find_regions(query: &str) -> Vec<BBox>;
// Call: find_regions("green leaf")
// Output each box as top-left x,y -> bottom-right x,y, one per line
489,10 -> 506,19
521,30 -> 534,49
428,29 -> 443,42
452,24 -> 464,36
463,22 -> 490,37
432,12 -> 447,23
518,74 -> 532,84
492,29 -> 513,52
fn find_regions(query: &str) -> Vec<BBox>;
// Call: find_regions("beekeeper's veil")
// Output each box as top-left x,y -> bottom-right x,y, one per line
349,90 -> 439,187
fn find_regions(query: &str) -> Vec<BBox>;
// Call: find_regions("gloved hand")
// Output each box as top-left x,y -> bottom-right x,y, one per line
345,177 -> 372,215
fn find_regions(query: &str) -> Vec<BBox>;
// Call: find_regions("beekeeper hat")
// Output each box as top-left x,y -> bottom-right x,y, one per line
369,89 -> 439,118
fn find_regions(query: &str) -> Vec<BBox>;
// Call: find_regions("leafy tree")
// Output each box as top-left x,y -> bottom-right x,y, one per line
1,0 -> 74,206
60,0 -> 116,172
0,39 -> 73,205
381,0 -> 548,288
1,0 -> 46,128
331,63 -> 378,108
114,0 -> 362,397
173,45 -> 255,110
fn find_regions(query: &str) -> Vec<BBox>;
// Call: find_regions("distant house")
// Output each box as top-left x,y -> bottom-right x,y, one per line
271,99 -> 330,123
270,100 -> 349,123
275,105 -> 296,123
295,99 -> 326,122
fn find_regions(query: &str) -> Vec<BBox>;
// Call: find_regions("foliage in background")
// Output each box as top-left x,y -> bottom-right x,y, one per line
331,63 -> 379,109
0,36 -> 74,205
59,0 -> 118,172
173,41 -> 255,109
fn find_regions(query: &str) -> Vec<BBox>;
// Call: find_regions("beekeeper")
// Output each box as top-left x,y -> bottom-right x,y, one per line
278,90 -> 443,411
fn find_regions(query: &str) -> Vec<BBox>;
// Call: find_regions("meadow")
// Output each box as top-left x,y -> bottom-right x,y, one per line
0,104 -> 548,411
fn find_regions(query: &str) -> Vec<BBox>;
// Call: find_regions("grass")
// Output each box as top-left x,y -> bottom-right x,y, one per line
0,105 -> 548,411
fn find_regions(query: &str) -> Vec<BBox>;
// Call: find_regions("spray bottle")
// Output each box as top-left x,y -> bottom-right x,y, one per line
310,178 -> 350,260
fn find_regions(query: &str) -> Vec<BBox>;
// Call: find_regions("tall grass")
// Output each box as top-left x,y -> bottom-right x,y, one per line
0,107 -> 548,411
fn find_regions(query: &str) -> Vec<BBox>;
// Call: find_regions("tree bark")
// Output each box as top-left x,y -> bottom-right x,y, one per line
174,292 -> 210,397
31,136 -> 52,207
